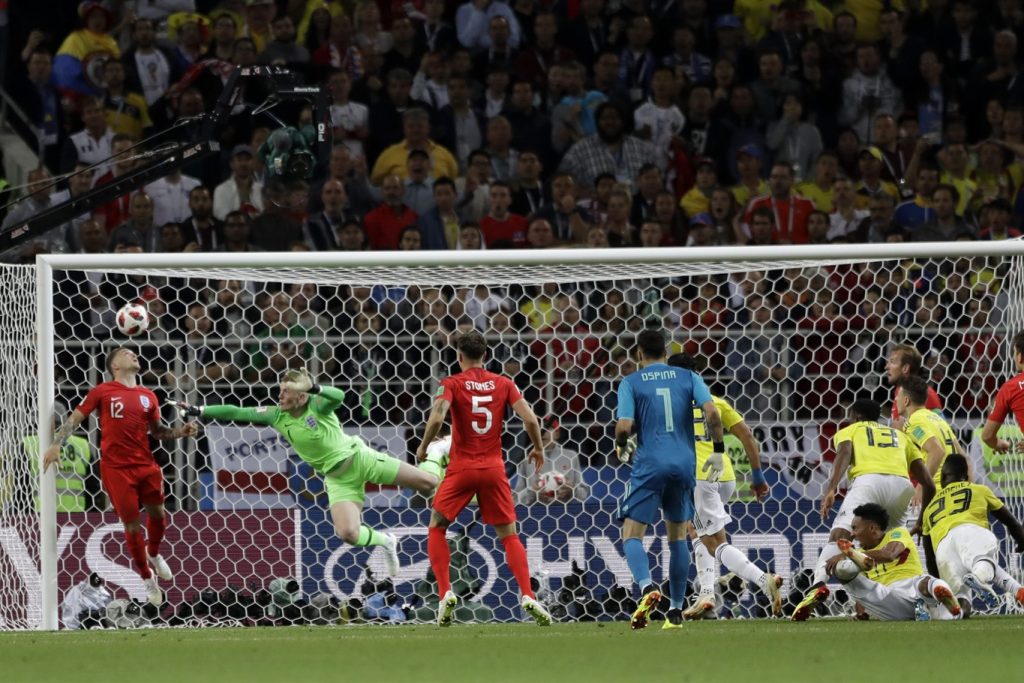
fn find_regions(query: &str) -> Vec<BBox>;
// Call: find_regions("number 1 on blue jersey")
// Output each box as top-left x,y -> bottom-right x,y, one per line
655,388 -> 674,432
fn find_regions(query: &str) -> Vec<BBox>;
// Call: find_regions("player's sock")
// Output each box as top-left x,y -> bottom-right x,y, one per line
668,540 -> 690,609
715,543 -> 767,586
501,535 -> 535,599
693,538 -> 716,595
125,529 -> 152,580
992,565 -> 1023,594
427,527 -> 452,596
353,524 -> 387,547
971,558 -> 996,585
146,514 -> 166,558
623,538 -> 652,592
814,542 -> 841,585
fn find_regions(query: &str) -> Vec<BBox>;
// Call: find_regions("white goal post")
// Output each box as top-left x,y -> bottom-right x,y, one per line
8,241 -> 1024,629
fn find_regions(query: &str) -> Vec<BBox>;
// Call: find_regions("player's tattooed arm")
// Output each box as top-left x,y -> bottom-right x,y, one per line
43,410 -> 86,471
149,421 -> 200,440
701,402 -> 726,482
417,398 -> 451,462
52,409 -> 85,446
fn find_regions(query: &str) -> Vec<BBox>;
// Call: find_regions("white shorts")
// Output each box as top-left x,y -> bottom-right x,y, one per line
936,525 -> 1000,597
842,574 -> 954,621
693,479 -> 736,536
833,474 -> 915,533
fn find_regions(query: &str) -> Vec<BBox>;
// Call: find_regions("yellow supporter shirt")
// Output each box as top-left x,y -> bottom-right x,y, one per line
731,180 -> 768,212
939,172 -> 977,217
864,526 -> 923,585
832,421 -> 921,480
680,187 -> 710,218
922,481 -> 1004,550
693,395 -> 743,482
371,140 -> 459,185
854,179 -> 900,209
104,92 -> 152,141
795,180 -> 834,212
904,408 -> 959,486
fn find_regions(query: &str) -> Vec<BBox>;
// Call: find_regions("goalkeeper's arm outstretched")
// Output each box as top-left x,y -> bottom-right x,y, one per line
174,369 -> 438,576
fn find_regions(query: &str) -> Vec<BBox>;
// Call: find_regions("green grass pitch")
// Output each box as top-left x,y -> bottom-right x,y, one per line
3,618 -> 1023,683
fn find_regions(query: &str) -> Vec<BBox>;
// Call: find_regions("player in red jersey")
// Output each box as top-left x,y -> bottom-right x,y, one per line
885,344 -> 942,427
43,348 -> 198,606
415,329 -> 552,627
982,332 -> 1024,453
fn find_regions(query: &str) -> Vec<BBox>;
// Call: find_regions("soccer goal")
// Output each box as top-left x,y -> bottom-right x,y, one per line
3,242 -> 1024,630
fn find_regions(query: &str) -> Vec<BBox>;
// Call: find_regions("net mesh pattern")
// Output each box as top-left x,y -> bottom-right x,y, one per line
0,265 -> 40,629
4,252 -> 1024,628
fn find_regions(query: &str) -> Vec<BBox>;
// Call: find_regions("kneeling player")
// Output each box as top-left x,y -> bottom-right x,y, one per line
793,399 -> 935,620
827,503 -> 961,621
667,354 -> 781,619
923,454 -> 1024,608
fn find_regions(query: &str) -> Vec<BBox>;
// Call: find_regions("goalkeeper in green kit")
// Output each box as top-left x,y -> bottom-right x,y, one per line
172,369 -> 439,575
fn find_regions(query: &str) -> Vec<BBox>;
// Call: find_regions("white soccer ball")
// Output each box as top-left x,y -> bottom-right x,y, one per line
425,434 -> 452,467
116,303 -> 151,336
538,471 -> 565,500
833,558 -> 861,582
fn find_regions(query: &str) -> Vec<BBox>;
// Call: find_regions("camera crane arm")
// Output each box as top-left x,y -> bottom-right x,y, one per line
0,65 -> 331,253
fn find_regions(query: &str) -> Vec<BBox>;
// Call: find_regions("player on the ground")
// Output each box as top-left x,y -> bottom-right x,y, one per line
981,332 -> 1024,454
666,353 -> 781,619
792,398 -> 934,621
415,330 -> 552,628
826,503 -> 961,621
922,454 -> 1024,609
895,375 -> 966,487
615,330 -> 724,630
884,344 -> 942,427
174,368 -> 438,577
42,348 -> 199,606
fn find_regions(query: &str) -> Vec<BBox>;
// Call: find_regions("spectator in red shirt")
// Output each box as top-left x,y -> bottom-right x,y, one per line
982,332 -> 1024,453
363,174 -> 418,250
479,181 -> 528,247
746,162 -> 815,243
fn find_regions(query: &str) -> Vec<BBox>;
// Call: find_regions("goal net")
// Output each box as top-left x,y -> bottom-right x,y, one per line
4,243 -> 1024,629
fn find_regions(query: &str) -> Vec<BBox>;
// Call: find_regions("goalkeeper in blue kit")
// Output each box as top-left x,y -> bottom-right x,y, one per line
614,330 -> 726,629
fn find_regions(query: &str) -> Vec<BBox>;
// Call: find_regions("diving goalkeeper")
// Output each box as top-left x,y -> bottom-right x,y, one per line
173,369 -> 439,575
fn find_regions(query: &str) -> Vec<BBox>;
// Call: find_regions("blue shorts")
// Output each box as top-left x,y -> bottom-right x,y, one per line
617,477 -> 695,525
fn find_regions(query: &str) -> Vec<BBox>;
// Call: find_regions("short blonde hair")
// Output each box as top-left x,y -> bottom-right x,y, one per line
281,368 -> 312,386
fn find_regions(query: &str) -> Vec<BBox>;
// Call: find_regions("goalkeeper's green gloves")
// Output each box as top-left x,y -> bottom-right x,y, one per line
281,371 -> 321,394
616,435 -> 637,464
169,400 -> 202,419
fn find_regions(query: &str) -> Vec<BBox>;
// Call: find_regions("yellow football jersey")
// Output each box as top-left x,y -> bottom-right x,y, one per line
693,396 -> 744,482
904,408 -> 959,486
922,482 -> 1004,550
864,527 -> 924,586
833,421 -> 922,481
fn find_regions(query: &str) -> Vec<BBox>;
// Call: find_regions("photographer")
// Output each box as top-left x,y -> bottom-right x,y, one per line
61,572 -> 111,630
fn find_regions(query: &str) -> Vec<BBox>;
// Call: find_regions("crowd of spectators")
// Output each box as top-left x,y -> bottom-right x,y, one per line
3,1 -> 1022,478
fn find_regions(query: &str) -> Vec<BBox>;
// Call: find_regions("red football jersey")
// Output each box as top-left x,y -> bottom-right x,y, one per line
891,385 -> 942,420
439,367 -> 523,472
77,381 -> 160,468
988,372 -> 1024,427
